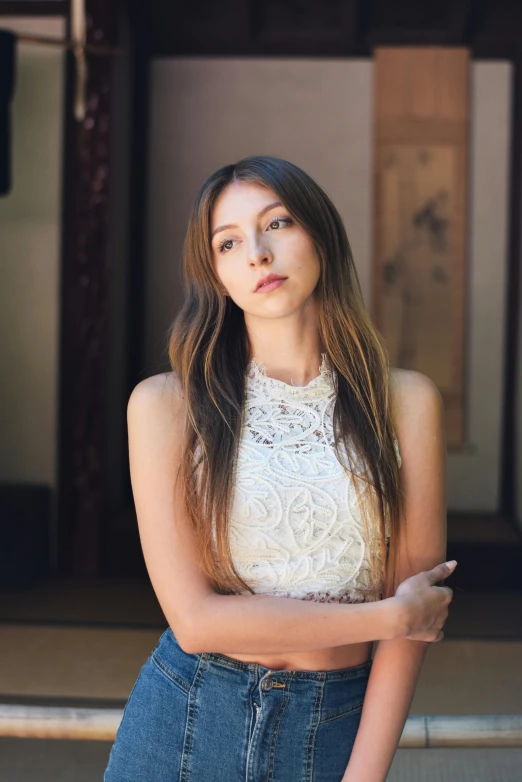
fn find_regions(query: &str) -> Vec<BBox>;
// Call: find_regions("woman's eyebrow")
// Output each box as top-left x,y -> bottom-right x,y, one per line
211,201 -> 283,240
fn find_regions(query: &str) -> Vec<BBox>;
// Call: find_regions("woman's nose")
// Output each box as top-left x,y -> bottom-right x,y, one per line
249,241 -> 273,265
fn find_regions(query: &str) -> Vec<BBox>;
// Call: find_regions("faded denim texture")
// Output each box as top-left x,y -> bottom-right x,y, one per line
104,626 -> 372,781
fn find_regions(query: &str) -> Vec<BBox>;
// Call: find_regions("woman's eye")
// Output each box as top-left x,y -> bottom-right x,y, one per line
217,216 -> 293,254
217,239 -> 234,253
268,216 -> 293,230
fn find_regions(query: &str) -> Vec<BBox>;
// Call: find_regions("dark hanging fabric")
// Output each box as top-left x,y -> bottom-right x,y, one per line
0,29 -> 17,196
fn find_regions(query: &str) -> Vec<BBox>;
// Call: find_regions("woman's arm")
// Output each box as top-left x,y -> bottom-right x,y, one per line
342,369 -> 448,782
128,373 -> 405,655
191,589 -> 401,654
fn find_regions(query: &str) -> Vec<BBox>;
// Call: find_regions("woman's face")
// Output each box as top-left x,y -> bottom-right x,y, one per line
210,181 -> 321,318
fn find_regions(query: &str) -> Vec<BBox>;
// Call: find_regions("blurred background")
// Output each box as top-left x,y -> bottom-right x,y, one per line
0,0 -> 521,779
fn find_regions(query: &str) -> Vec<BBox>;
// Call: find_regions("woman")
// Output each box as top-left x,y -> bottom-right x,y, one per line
104,155 -> 456,782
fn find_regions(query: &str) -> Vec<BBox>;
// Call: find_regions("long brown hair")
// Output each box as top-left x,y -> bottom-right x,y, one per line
167,155 -> 406,602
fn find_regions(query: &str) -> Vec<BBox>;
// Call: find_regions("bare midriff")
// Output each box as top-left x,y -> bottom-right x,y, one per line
211,640 -> 374,671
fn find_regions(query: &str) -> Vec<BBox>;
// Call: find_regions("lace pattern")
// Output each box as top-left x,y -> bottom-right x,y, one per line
225,353 -> 402,604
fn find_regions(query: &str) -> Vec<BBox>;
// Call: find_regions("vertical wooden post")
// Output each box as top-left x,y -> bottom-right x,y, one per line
57,0 -> 119,578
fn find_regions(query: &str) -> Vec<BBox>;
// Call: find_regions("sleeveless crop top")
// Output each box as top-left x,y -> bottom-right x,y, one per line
225,353 -> 402,604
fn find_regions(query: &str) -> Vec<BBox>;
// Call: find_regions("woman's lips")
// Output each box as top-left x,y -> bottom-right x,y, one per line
255,277 -> 287,292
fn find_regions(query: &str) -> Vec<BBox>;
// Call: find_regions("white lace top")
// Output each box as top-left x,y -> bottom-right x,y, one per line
226,353 -> 402,604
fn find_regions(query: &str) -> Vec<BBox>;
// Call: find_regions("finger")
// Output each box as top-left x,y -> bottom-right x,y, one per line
435,585 -> 453,600
428,561 -> 457,584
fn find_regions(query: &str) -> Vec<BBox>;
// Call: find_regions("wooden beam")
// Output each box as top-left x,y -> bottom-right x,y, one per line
57,0 -> 120,579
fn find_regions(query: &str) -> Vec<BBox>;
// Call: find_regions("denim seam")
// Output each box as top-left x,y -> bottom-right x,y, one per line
266,674 -> 293,782
247,668 -> 260,739
247,667 -> 276,782
305,677 -> 325,782
151,650 -> 192,696
319,698 -> 365,724
179,653 -> 207,782
245,668 -> 260,782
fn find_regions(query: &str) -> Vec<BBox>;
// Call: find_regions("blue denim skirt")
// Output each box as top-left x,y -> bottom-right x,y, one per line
104,626 -> 373,781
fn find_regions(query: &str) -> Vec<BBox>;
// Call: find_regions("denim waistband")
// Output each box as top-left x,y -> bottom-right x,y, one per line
198,648 -> 373,682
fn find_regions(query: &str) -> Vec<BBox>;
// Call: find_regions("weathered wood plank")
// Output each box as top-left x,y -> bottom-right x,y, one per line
372,47 -> 470,448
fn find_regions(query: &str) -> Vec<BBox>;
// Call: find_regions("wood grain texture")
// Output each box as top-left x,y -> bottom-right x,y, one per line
372,47 -> 470,448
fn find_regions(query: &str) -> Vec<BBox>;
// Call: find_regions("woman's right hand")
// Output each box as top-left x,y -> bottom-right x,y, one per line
394,560 -> 457,641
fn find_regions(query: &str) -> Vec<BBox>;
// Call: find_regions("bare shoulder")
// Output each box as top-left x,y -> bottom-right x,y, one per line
125,370 -> 214,648
127,371 -> 185,421
129,370 -> 183,402
389,367 -> 445,469
389,367 -> 443,424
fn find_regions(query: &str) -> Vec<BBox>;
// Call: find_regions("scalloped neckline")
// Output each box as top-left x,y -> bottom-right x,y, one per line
247,352 -> 332,391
